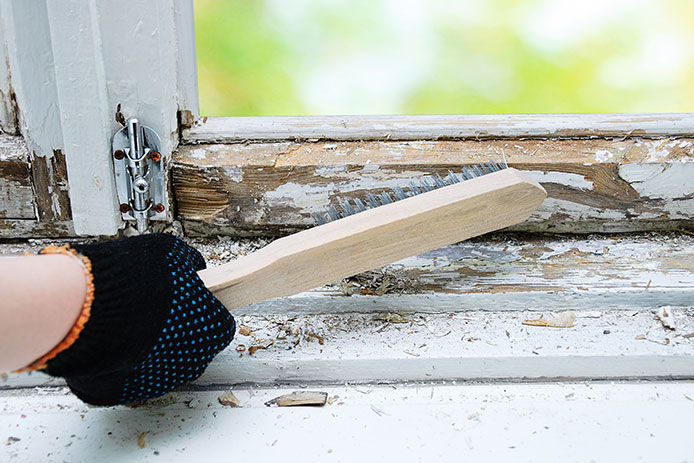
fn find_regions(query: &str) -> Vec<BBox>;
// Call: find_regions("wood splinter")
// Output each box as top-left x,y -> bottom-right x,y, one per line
265,391 -> 328,407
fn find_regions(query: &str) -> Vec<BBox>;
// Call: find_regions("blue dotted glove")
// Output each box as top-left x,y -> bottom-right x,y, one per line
40,234 -> 235,406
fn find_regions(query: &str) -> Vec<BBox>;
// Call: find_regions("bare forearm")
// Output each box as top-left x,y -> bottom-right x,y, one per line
0,254 -> 86,371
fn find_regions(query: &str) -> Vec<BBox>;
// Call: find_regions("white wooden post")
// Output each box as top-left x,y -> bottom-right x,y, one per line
1,0 -> 198,235
0,2 -> 17,135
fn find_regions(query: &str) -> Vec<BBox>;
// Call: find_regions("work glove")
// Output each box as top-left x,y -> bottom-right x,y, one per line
22,233 -> 235,406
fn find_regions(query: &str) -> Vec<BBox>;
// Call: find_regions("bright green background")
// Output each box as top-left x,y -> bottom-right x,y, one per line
194,0 -> 694,116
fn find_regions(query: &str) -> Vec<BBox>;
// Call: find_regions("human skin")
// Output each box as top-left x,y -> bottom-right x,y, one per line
0,254 -> 86,371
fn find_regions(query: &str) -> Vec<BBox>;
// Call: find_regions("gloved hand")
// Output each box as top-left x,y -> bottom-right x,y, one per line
26,233 -> 235,406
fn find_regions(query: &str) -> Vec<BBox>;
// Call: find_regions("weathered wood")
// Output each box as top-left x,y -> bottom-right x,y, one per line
0,219 -> 74,238
232,232 -> 694,314
30,149 -> 72,222
183,114 -> 694,143
0,3 -> 18,135
174,137 -> 694,236
200,168 -> 546,310
0,134 -> 33,219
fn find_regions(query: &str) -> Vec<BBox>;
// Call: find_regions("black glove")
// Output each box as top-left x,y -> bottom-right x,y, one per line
35,233 -> 235,406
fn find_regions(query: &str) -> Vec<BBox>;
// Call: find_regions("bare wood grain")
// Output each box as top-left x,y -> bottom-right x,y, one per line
174,137 -> 694,236
199,168 -> 546,309
183,114 -> 694,143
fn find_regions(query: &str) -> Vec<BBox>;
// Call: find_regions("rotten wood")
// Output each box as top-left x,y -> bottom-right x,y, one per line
30,149 -> 72,222
0,134 -> 34,219
234,232 -> 694,314
182,114 -> 694,143
199,168 -> 546,310
0,219 -> 74,238
173,137 -> 694,236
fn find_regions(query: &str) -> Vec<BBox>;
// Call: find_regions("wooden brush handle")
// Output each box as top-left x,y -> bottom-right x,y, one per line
199,168 -> 546,310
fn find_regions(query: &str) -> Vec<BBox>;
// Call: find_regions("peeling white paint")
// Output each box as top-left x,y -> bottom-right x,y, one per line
184,114 -> 694,143
263,181 -> 334,213
521,170 -> 594,190
619,163 -> 694,199
0,134 -> 28,161
222,166 -> 243,183
315,166 -> 347,177
530,197 -> 627,221
641,139 -> 691,162
190,147 -> 209,159
594,149 -> 614,162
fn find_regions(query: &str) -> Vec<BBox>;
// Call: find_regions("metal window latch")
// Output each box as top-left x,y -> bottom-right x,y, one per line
112,117 -> 167,234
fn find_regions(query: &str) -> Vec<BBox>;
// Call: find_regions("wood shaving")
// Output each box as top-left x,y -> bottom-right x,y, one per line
523,311 -> 575,328
265,391 -> 327,407
238,325 -> 253,336
248,339 -> 274,355
218,391 -> 240,407
373,313 -> 409,324
137,431 -> 148,449
657,307 -> 677,330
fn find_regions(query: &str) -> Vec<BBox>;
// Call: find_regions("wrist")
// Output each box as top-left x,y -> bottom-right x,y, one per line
17,245 -> 94,372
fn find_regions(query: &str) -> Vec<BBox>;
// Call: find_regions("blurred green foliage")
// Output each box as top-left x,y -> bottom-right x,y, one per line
195,0 -> 694,116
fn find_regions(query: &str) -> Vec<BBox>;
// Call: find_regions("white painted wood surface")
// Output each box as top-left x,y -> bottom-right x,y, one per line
2,382 -> 693,462
0,0 -> 198,235
0,2 -> 16,135
183,114 -> 694,143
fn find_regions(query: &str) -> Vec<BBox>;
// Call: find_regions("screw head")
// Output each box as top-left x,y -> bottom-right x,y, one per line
149,151 -> 161,162
119,203 -> 131,213
114,149 -> 125,160
153,203 -> 165,213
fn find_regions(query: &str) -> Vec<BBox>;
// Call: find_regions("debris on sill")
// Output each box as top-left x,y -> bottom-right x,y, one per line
265,391 -> 327,407
238,325 -> 253,336
657,307 -> 677,331
218,391 -> 240,407
636,307 -> 694,345
137,431 -> 148,449
522,311 -> 576,328
5,436 -> 21,446
373,312 -> 409,324
248,339 -> 274,355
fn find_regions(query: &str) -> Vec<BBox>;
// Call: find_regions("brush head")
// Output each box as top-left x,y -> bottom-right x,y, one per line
313,159 -> 509,225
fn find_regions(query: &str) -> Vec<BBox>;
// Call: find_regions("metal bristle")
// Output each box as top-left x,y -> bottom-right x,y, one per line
328,205 -> 341,221
313,212 -> 327,225
314,159 -> 508,224
393,186 -> 408,200
341,200 -> 356,217
354,197 -> 368,212
447,170 -> 460,184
